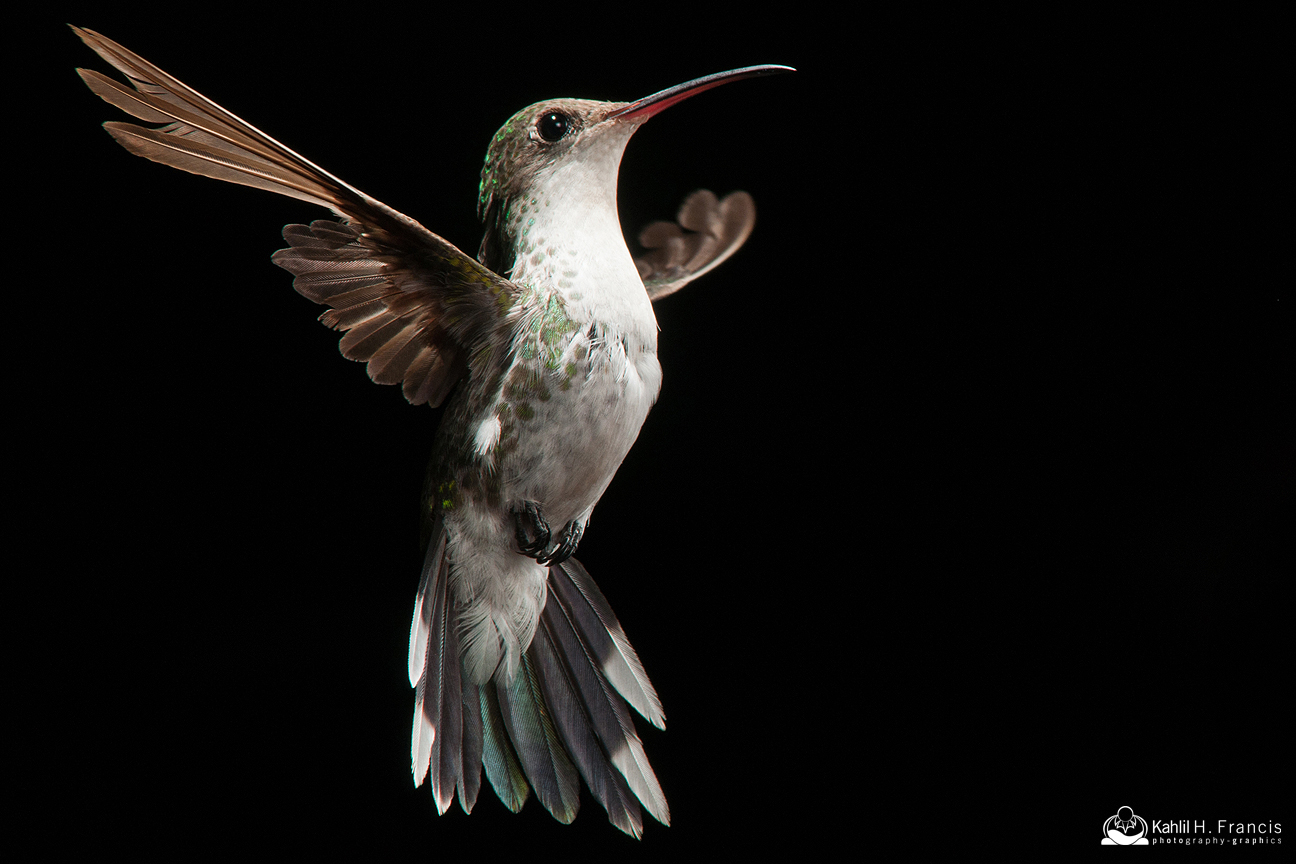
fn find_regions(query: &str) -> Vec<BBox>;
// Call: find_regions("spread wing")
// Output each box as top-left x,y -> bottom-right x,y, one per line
73,26 -> 517,407
633,189 -> 756,301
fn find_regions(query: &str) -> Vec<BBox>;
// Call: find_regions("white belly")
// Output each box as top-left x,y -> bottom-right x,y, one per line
444,319 -> 661,683
509,329 -> 659,524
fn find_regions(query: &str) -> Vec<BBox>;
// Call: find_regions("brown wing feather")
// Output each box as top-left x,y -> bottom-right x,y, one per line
633,189 -> 756,301
73,26 -> 518,407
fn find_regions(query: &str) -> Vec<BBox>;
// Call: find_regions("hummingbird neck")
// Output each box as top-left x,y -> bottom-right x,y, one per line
484,123 -> 657,349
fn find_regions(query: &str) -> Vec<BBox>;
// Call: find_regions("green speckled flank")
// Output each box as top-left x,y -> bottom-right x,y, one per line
512,287 -> 579,371
437,479 -> 457,511
497,311 -> 573,435
505,365 -> 551,404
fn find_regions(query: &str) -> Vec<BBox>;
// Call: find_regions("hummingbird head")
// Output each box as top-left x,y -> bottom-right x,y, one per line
476,98 -> 634,227
475,65 -> 793,275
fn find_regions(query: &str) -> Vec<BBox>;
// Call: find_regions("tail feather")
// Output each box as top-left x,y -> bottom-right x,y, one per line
479,685 -> 530,812
548,560 -> 666,730
426,558 -> 464,815
408,529 -> 444,689
410,524 -> 476,815
539,572 -> 670,827
409,549 -> 435,785
457,685 -> 484,813
530,615 -> 645,837
495,656 -> 581,823
407,523 -> 669,835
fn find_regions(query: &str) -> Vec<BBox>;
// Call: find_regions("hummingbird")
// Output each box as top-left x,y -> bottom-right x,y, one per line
74,26 -> 790,836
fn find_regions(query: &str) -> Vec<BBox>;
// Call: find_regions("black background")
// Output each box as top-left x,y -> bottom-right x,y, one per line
23,9 -> 1286,856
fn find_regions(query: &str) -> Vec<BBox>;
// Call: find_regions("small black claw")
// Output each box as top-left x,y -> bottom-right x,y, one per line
537,520 -> 583,566
513,502 -> 550,557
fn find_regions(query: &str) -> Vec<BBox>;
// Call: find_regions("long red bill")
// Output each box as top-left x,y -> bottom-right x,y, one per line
608,64 -> 795,121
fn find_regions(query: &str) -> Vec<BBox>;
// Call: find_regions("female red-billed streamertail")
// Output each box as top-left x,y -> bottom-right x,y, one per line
74,25 -> 791,836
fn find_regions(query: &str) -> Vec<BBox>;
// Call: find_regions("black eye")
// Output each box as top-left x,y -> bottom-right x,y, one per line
537,112 -> 570,143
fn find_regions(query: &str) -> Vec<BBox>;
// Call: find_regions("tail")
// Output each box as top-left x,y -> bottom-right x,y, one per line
408,522 -> 669,837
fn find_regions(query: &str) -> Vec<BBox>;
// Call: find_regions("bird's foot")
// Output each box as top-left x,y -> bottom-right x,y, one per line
512,503 -> 583,566
513,502 -> 550,557
538,520 -> 583,566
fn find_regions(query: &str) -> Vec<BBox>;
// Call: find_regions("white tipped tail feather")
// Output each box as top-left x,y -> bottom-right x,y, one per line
409,517 -> 667,836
